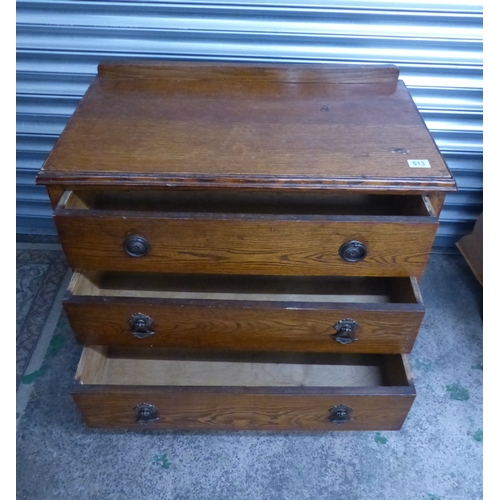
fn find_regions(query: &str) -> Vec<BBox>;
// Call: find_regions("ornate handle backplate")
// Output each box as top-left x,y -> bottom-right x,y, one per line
129,313 -> 155,339
328,404 -> 352,424
134,403 -> 160,424
331,318 -> 359,345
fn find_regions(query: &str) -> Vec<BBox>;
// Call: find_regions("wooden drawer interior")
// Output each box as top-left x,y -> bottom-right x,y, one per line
70,271 -> 422,305
60,189 -> 436,218
76,346 -> 412,389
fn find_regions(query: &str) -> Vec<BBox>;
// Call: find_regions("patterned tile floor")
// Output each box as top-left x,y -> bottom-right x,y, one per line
16,243 -> 69,388
16,243 -> 72,425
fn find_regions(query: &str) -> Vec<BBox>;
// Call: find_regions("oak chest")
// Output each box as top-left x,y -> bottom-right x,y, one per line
36,62 -> 456,431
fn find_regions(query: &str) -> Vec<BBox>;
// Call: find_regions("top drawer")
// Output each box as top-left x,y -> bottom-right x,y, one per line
54,189 -> 438,277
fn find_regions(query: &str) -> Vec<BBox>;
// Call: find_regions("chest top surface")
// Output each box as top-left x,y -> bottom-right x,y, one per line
36,62 -> 455,192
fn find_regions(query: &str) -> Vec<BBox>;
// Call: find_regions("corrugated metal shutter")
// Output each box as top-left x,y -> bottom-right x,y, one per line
16,0 -> 483,246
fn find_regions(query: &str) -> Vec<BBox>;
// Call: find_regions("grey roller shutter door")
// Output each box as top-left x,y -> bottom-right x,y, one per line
16,0 -> 483,247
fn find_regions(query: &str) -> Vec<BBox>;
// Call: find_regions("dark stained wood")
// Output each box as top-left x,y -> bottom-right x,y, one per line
427,192 -> 447,216
71,347 -> 415,430
35,62 -> 456,192
64,292 -> 425,355
39,175 -> 457,193
98,61 -> 400,85
35,62 -> 451,431
54,210 -> 438,277
46,185 -> 65,209
456,213 -> 483,285
65,302 -> 424,354
389,277 -> 423,305
99,346 -> 400,365
382,354 -> 414,386
72,391 -> 415,431
67,189 -> 434,216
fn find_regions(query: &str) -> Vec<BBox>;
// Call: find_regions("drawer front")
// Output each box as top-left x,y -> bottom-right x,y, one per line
72,348 -> 416,431
65,300 -> 423,354
55,212 -> 437,277
73,390 -> 415,431
64,273 -> 425,354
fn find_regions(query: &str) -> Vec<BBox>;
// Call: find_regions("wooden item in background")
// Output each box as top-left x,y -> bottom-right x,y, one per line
456,213 -> 483,285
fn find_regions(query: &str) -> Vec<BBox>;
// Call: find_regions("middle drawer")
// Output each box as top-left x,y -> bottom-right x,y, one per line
64,271 -> 425,354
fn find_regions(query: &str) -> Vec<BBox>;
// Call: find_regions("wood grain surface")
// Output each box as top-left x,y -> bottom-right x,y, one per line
36,62 -> 455,192
72,347 -> 415,430
54,211 -> 438,277
35,61 -> 450,432
98,61 -> 401,84
72,391 -> 415,431
64,271 -> 424,353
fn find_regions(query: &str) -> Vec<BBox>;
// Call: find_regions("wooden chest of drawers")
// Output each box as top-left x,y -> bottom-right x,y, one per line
36,61 -> 456,431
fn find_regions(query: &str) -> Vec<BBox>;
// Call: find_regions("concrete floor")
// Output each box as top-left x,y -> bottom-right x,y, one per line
16,250 -> 483,500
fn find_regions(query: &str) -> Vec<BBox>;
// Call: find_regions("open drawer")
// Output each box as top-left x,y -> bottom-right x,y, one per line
54,189 -> 438,277
64,271 -> 425,354
72,347 -> 416,431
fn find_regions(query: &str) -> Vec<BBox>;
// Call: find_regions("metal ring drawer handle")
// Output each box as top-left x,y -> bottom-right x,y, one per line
124,235 -> 150,257
339,240 -> 367,262
328,404 -> 352,424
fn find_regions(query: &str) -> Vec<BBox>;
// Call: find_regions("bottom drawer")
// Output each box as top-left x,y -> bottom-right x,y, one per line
72,347 -> 416,431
